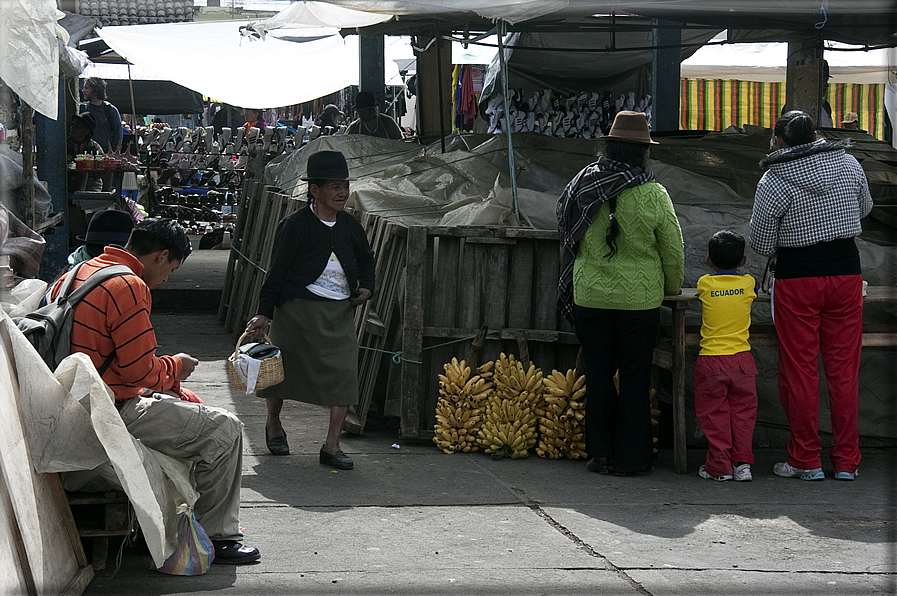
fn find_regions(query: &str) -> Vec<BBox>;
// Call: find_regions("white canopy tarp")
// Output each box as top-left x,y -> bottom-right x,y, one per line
98,20 -> 362,109
682,41 -> 895,84
0,1 -> 61,119
247,0 -> 392,37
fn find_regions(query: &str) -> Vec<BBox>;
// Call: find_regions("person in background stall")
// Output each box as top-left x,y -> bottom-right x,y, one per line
82,77 -> 122,154
751,110 -> 872,482
557,111 -> 684,477
841,112 -> 862,131
244,151 -> 374,470
243,108 -> 267,135
316,104 -> 344,135
67,112 -> 104,192
68,209 -> 135,267
346,92 -> 403,140
694,230 -> 758,483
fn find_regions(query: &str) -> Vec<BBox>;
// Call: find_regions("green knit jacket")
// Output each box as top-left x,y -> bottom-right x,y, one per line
573,181 -> 684,311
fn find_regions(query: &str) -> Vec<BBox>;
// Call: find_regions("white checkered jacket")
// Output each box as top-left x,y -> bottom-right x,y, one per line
750,139 -> 872,256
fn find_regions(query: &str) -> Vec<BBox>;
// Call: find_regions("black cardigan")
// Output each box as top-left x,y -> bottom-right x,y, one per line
257,207 -> 375,318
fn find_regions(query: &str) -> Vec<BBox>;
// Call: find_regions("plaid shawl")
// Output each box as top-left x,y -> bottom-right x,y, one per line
556,156 -> 653,325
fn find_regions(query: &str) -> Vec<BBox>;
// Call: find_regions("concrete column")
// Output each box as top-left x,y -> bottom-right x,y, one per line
35,78 -> 69,282
359,34 -> 386,106
651,19 -> 681,132
414,35 -> 452,144
785,38 -> 824,124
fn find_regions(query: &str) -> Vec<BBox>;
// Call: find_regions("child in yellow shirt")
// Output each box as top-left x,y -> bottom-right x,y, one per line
694,230 -> 758,481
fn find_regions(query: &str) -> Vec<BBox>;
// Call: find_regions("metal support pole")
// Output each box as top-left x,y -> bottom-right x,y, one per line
496,21 -> 519,223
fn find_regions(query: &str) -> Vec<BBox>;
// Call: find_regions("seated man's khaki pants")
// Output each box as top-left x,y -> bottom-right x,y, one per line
117,395 -> 244,542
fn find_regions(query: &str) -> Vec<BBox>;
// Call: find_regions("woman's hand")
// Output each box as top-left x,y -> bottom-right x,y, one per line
349,288 -> 372,307
245,315 -> 270,339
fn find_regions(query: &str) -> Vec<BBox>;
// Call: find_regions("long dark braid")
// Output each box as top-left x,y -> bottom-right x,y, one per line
605,196 -> 620,258
603,140 -> 649,259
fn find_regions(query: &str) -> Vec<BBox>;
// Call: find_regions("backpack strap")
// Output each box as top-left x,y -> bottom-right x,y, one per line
63,264 -> 135,306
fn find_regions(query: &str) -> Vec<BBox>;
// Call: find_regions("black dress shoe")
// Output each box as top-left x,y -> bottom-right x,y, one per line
266,428 -> 289,456
212,540 -> 260,565
319,447 -> 353,470
586,456 -> 613,475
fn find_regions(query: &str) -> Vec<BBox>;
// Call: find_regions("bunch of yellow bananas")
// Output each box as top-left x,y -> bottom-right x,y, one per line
476,353 -> 542,459
536,369 -> 588,459
433,358 -> 494,453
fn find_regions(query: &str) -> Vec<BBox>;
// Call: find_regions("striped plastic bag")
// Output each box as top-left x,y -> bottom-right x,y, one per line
155,504 -> 215,575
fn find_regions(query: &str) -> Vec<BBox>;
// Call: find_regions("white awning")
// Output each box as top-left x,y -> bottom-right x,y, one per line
97,20 -> 362,108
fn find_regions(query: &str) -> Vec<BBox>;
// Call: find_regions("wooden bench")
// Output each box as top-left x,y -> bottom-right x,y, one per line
658,286 -> 897,474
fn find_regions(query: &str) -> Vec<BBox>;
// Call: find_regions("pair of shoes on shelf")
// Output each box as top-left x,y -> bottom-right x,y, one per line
586,456 -> 612,475
732,463 -> 752,482
265,427 -> 289,456
834,469 -> 858,481
212,540 -> 260,565
774,462 -> 824,481
319,447 -> 353,470
698,465 -> 732,482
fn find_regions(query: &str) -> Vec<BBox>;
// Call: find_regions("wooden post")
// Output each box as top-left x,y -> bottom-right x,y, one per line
785,37 -> 824,124
400,226 -> 426,438
671,301 -> 688,474
651,19 -> 681,132
414,34 -> 452,145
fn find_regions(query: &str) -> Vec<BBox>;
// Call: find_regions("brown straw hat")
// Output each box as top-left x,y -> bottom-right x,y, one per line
605,111 -> 659,145
841,111 -> 858,125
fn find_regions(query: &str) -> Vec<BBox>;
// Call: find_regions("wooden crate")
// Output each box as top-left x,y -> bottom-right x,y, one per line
66,491 -> 137,571
399,226 -> 580,438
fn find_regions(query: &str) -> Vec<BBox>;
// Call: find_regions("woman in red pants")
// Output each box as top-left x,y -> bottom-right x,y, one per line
750,110 -> 872,481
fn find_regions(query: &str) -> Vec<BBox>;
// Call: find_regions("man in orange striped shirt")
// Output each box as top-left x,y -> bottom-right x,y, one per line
52,218 -> 260,565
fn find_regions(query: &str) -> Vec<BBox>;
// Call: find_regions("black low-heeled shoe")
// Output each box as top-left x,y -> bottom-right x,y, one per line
212,540 -> 260,565
265,428 -> 289,456
586,456 -> 613,475
319,447 -> 353,470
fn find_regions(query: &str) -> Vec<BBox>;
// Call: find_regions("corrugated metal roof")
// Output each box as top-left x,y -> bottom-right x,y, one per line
79,0 -> 195,26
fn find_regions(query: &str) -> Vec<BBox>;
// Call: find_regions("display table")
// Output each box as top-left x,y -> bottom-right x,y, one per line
659,286 -> 897,474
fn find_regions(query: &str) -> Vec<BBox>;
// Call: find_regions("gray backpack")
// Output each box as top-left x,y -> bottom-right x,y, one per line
14,262 -> 133,371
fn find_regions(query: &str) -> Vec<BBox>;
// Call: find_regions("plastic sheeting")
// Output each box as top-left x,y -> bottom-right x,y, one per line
314,1 -> 571,24
0,1 -> 60,119
247,0 -> 392,37
1,312 -> 195,568
265,130 -> 897,440
97,21 -> 361,109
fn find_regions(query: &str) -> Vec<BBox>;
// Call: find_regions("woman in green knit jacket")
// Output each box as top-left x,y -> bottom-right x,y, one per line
557,111 -> 684,476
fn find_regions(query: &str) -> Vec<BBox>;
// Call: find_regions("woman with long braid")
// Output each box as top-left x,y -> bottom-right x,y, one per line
557,111 -> 684,476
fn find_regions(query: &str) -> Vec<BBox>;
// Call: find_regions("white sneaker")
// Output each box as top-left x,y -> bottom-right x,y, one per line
732,463 -> 752,482
698,465 -> 732,482
773,462 -> 824,481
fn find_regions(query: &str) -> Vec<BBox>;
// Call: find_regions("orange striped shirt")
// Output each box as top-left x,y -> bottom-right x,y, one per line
51,247 -> 182,400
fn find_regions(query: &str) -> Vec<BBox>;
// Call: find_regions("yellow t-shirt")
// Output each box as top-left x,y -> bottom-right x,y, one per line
697,273 -> 756,356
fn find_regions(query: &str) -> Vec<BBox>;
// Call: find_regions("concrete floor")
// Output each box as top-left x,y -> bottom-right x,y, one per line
82,247 -> 897,596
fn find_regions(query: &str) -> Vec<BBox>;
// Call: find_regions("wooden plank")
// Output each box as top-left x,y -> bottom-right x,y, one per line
532,237 -> 560,331
424,226 -> 495,238
507,239 -> 535,329
499,227 -> 560,240
463,237 -> 517,245
422,326 -> 580,344
482,243 -> 509,329
400,226 -> 427,438
456,238 -> 481,329
429,236 -> 459,328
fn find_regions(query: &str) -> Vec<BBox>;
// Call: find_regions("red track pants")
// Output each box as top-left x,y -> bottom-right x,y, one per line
773,275 -> 863,473
694,352 -> 758,477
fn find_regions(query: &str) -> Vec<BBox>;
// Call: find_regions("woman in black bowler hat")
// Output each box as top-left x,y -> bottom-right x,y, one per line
244,151 -> 374,469
69,209 -> 135,266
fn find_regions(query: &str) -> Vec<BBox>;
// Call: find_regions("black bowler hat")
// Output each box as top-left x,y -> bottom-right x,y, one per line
73,112 -> 96,132
77,210 -> 135,246
300,150 -> 356,181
